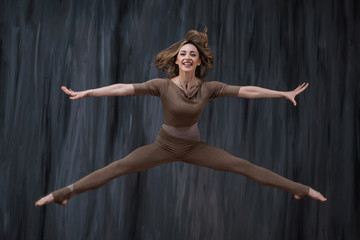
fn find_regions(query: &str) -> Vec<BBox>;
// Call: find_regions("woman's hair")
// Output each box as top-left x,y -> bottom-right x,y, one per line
155,28 -> 214,79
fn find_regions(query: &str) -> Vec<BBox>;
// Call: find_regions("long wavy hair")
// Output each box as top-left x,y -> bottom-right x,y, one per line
155,28 -> 214,79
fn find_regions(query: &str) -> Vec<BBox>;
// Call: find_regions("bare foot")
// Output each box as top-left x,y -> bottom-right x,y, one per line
35,194 -> 68,206
294,188 -> 327,202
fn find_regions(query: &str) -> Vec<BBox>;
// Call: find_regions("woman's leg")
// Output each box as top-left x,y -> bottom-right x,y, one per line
36,142 -> 175,206
184,143 -> 326,201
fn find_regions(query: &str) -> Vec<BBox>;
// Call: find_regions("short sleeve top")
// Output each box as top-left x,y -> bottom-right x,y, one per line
132,78 -> 240,127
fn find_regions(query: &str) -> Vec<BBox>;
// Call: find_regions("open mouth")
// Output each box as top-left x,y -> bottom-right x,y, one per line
183,62 -> 193,66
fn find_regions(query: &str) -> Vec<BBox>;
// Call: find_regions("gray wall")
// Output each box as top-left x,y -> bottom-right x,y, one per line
1,0 -> 359,239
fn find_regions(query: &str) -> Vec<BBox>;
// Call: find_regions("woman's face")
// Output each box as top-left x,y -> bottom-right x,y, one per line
175,43 -> 201,73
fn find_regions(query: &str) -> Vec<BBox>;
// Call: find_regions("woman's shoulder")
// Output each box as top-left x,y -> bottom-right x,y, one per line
132,78 -> 170,96
143,78 -> 170,88
146,78 -> 169,84
202,80 -> 227,89
202,81 -> 240,99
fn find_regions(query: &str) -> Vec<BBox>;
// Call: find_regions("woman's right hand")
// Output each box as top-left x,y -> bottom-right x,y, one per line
61,86 -> 93,100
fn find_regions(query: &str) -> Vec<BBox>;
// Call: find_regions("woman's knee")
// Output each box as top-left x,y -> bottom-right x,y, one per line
100,160 -> 131,177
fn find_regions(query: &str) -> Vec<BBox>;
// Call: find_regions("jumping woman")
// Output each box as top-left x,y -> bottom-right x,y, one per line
36,28 -> 326,206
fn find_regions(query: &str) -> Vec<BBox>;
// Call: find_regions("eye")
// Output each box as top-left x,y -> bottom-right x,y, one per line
191,53 -> 197,57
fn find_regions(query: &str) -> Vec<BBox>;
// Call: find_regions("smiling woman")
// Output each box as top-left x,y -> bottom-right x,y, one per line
155,28 -> 214,80
176,45 -> 201,72
35,28 -> 326,207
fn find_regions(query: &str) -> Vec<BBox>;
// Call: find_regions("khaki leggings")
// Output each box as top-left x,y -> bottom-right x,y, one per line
52,128 -> 309,204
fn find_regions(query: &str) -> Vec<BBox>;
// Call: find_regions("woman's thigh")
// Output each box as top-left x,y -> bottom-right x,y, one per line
107,141 -> 177,175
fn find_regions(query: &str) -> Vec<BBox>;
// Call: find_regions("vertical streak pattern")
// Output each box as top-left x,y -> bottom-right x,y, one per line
0,0 -> 359,239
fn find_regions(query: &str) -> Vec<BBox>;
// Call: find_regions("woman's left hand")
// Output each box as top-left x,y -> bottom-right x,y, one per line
283,83 -> 309,106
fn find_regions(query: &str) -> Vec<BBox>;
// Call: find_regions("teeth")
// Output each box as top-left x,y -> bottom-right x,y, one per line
183,63 -> 192,66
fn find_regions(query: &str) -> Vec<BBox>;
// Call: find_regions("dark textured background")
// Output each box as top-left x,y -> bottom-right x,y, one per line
1,0 -> 359,239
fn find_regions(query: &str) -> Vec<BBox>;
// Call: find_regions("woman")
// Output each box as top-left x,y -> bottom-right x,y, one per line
36,29 -> 326,206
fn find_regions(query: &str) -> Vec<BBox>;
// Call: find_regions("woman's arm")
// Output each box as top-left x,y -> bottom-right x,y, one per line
61,83 -> 135,100
237,83 -> 309,106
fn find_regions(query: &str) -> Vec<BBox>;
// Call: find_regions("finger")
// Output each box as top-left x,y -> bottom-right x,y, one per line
63,87 -> 79,97
294,83 -> 308,94
296,82 -> 306,91
61,86 -> 73,95
68,91 -> 77,96
69,96 -> 80,100
293,83 -> 303,91
299,83 -> 305,90
298,82 -> 307,89
61,86 -> 68,92
297,83 -> 309,93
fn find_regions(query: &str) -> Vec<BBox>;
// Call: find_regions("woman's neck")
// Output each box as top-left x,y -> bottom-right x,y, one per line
177,72 -> 197,90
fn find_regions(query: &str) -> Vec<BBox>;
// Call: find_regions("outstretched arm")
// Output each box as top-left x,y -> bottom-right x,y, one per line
237,83 -> 309,106
61,83 -> 135,100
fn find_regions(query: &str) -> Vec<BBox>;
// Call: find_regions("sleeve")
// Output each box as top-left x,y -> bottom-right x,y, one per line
206,81 -> 241,100
132,78 -> 168,97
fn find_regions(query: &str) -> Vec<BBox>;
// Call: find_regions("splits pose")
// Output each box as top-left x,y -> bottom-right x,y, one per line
36,29 -> 326,206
